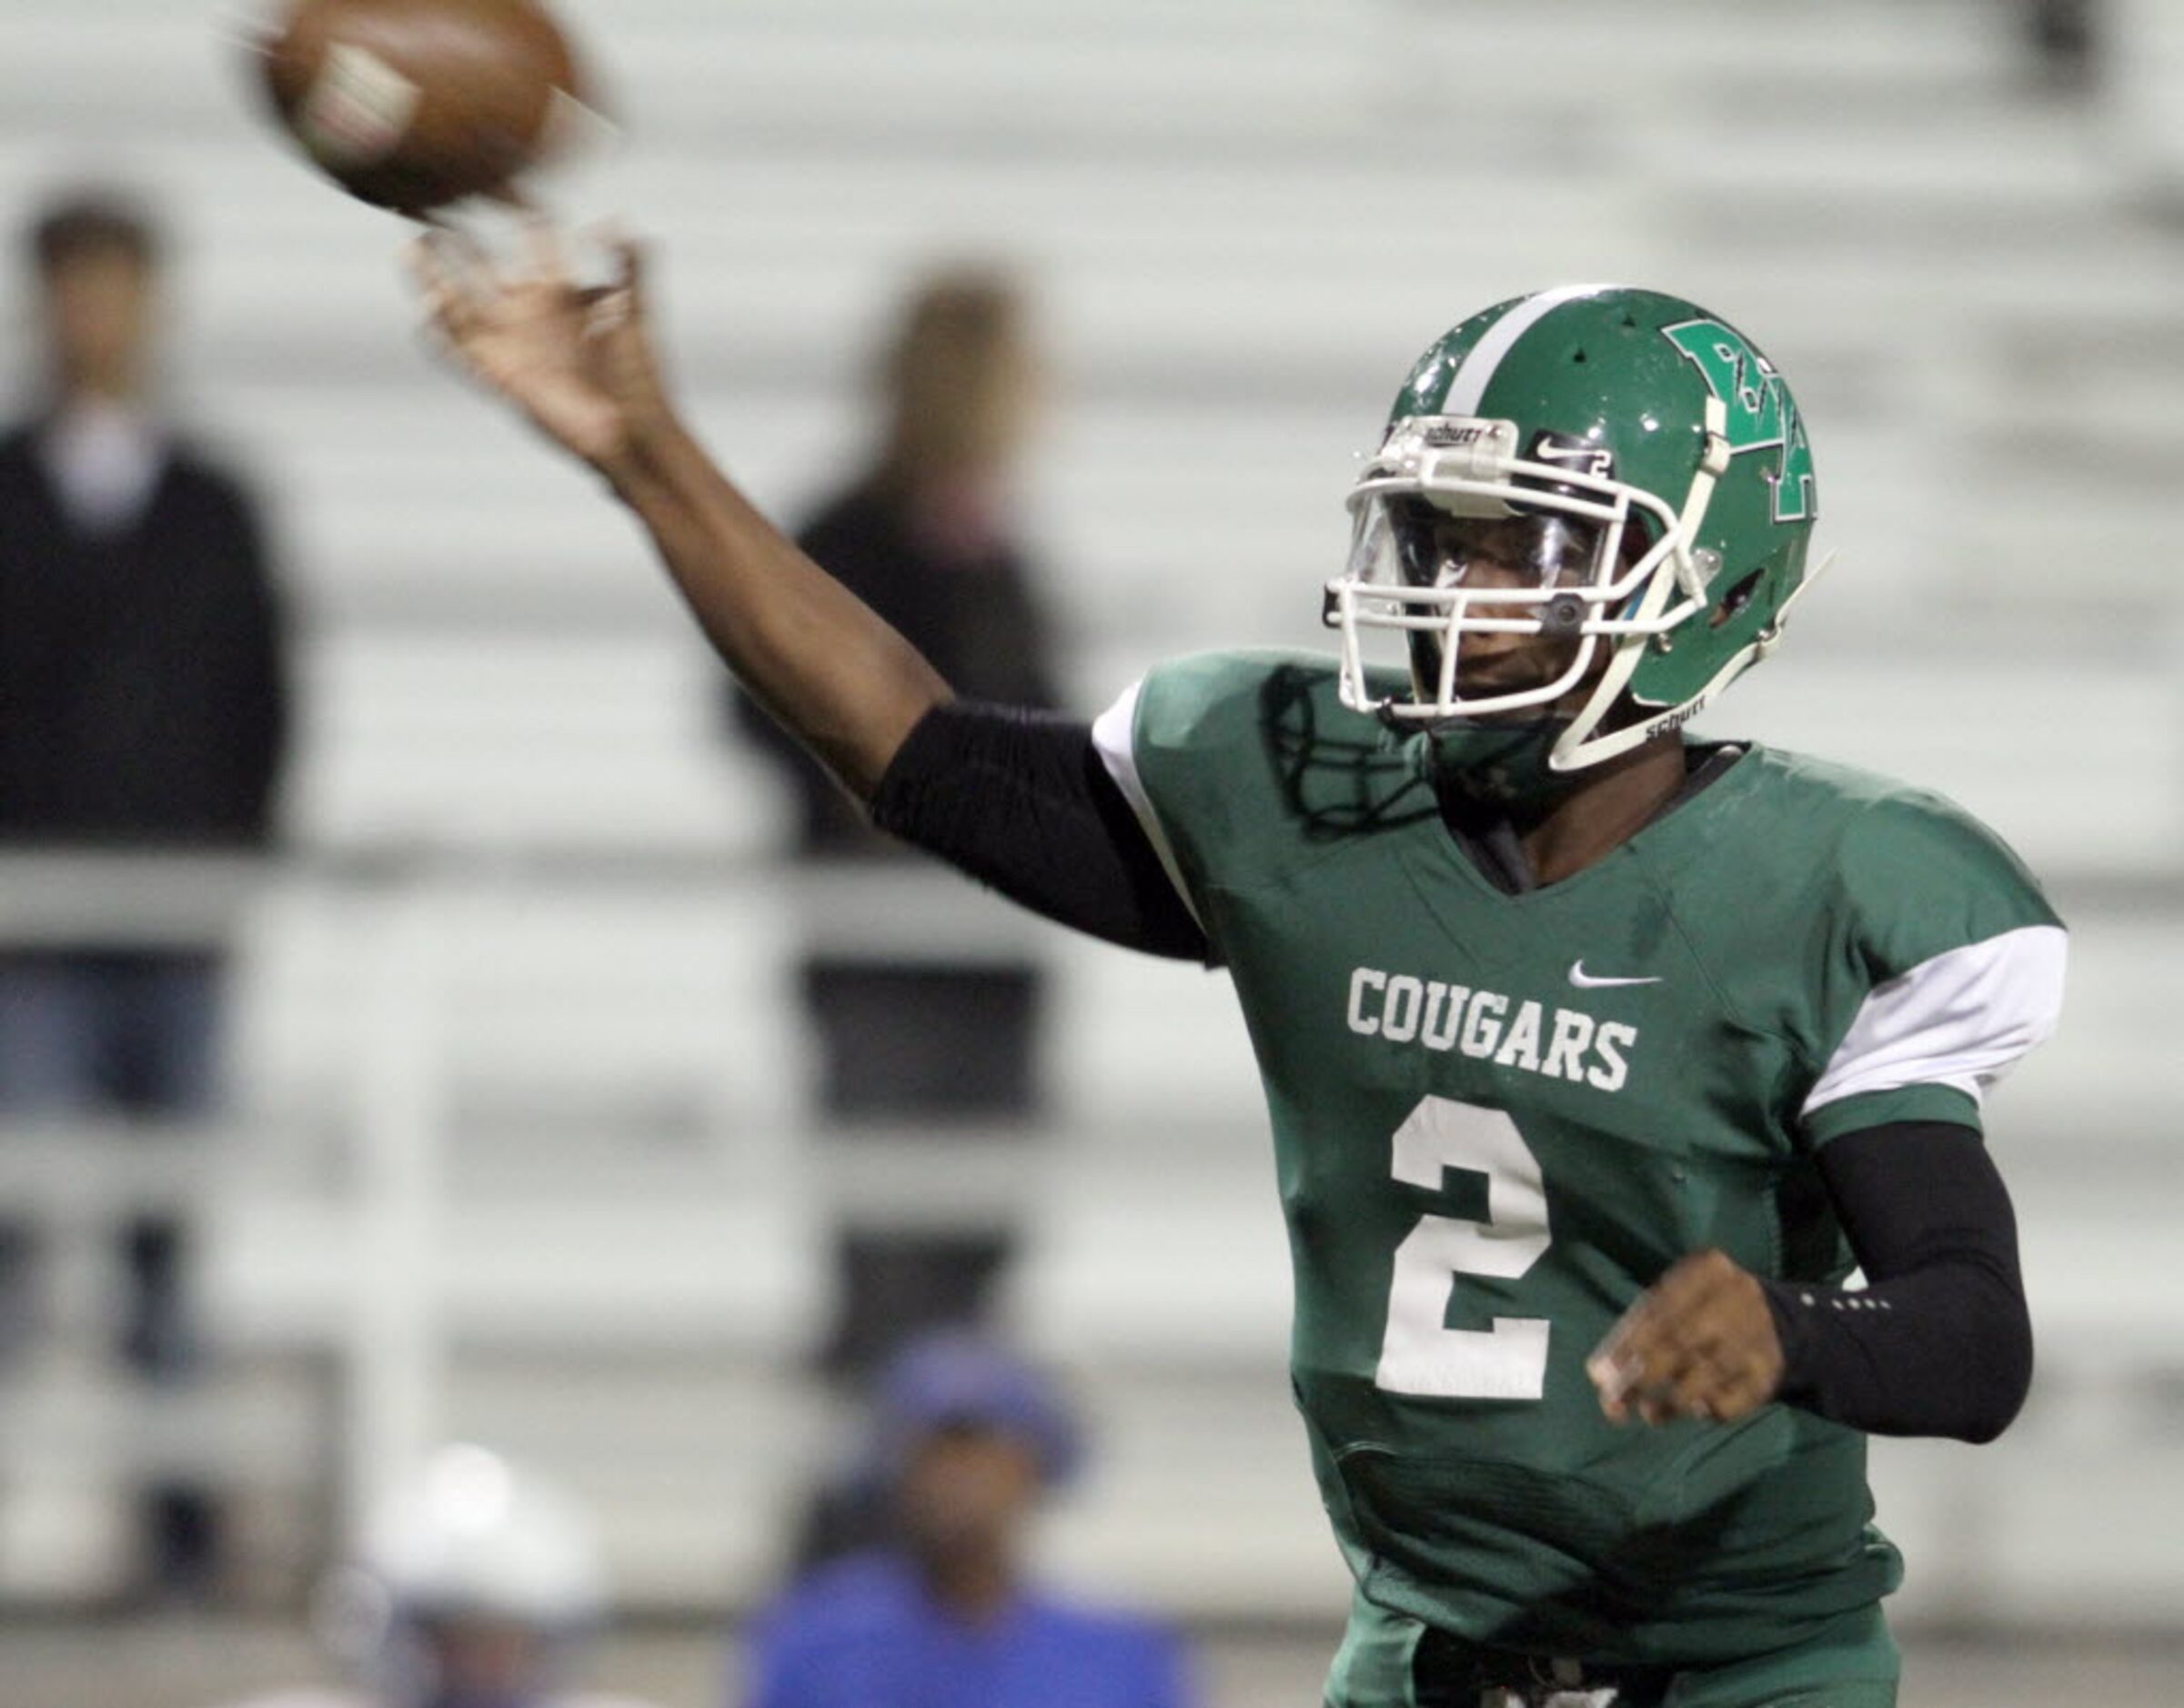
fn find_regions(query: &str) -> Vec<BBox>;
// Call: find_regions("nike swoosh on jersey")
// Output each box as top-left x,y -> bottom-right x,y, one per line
1568,961 -> 1665,990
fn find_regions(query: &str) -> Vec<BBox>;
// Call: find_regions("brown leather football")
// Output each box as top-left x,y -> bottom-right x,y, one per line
256,0 -> 589,216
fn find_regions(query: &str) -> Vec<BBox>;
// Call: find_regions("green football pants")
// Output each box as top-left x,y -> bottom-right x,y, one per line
1324,1589 -> 1899,1708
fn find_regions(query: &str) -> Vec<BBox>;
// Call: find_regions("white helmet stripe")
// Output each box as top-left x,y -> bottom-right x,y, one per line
1437,283 -> 1627,418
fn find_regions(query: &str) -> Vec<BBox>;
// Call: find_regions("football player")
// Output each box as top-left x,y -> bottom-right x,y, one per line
408,235 -> 2065,1708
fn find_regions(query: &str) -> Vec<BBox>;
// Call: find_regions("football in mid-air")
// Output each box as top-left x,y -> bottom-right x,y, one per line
254,0 -> 591,216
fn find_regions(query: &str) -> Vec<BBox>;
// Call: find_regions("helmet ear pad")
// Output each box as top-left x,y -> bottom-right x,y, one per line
1624,524 -> 1809,716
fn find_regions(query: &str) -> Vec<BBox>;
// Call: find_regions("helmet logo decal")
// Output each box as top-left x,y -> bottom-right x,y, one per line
1525,429 -> 1615,481
1662,320 -> 1817,523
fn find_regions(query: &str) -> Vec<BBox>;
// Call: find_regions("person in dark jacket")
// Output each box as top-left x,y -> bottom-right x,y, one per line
0,186 -> 291,1598
739,267 -> 1058,859
730,268 -> 1062,1391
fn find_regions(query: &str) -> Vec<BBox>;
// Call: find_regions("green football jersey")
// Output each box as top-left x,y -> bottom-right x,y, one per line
1092,650 -> 2066,1669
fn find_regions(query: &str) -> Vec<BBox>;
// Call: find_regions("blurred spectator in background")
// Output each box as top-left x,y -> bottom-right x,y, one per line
740,1333 -> 1193,1708
0,185 -> 291,1596
2027,0 -> 2099,90
219,1442 -> 664,1708
729,266 -> 1061,1384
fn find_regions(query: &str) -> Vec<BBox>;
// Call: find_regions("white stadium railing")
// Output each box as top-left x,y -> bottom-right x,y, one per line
0,849 -> 2175,1622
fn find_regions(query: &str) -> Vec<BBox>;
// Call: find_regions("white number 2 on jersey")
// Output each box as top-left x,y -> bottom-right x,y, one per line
1374,1095 -> 1552,1401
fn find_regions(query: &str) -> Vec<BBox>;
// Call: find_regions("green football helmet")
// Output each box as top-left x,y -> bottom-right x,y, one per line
1325,284 -> 1822,772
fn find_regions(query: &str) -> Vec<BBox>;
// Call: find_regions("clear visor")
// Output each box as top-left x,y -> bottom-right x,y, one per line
1384,499 -> 1607,595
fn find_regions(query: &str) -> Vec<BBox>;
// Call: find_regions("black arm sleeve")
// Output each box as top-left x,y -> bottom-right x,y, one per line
868,700 -> 1213,962
1761,1120 -> 2032,1444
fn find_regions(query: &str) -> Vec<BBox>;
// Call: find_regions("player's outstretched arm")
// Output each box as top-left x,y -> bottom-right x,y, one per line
408,226 -> 950,800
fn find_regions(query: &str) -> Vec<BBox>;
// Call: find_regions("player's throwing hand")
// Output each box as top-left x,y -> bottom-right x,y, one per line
408,223 -> 669,473
1587,1250 -> 1786,1426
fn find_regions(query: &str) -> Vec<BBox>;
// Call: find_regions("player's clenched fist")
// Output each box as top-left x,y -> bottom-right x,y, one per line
1587,1250 -> 1785,1426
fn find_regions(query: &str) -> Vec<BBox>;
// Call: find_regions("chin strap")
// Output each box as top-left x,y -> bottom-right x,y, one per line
1411,717 -> 1583,811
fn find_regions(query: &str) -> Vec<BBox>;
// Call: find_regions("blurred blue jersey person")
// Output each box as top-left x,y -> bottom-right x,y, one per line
740,1333 -> 1194,1708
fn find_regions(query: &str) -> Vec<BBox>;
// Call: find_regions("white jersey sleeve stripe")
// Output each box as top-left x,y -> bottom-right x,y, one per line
1090,679 -> 1207,934
1802,923 -> 2068,1120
